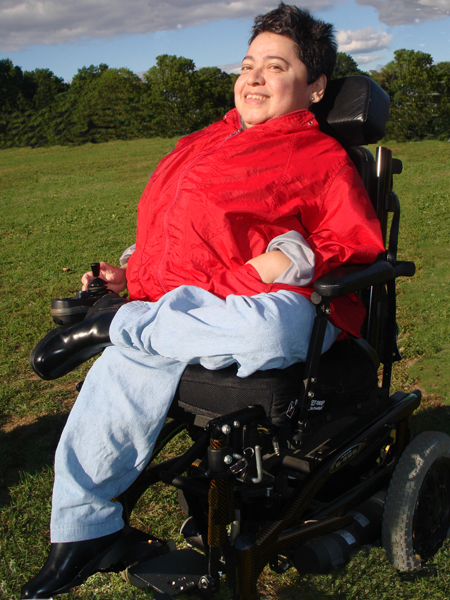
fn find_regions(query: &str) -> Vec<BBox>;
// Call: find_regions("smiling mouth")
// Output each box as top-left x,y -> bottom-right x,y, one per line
245,94 -> 268,101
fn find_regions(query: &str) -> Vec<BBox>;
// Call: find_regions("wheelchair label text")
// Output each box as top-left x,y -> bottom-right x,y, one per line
329,443 -> 366,473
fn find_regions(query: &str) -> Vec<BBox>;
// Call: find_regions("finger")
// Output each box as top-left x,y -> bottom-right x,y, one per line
81,272 -> 93,283
81,272 -> 93,291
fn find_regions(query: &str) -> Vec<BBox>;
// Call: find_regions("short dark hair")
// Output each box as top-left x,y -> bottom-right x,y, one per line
249,3 -> 337,83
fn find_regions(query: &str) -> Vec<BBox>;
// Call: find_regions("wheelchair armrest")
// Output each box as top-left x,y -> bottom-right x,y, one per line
393,260 -> 415,278
312,260 -> 396,300
313,260 -> 416,300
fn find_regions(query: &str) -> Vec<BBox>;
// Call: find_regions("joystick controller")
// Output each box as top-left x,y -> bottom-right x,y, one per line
87,262 -> 110,297
50,262 -> 113,325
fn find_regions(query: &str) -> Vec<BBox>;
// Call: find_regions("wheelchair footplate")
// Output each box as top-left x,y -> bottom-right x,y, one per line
124,547 -> 210,599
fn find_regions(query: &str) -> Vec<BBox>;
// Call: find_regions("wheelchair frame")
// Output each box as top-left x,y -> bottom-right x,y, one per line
105,78 -> 450,600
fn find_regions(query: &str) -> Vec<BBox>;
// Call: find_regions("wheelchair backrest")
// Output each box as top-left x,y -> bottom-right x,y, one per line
312,75 -> 393,239
313,75 -> 390,149
313,76 -> 402,383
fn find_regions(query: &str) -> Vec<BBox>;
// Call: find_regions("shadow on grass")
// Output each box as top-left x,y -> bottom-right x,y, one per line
0,410 -> 69,507
412,398 -> 450,436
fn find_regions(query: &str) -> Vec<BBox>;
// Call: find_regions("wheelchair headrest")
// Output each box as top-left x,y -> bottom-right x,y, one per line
311,75 -> 390,147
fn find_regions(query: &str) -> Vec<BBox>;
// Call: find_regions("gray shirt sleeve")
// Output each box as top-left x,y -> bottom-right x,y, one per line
119,244 -> 136,266
266,231 -> 315,287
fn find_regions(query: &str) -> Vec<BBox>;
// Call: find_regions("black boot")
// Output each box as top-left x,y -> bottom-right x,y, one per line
30,294 -> 128,380
20,531 -> 128,599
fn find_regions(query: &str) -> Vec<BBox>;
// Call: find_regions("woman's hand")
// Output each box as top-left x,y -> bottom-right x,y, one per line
81,262 -> 128,293
246,250 -> 291,283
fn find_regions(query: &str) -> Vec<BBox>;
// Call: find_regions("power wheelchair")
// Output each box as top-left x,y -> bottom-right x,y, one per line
33,76 -> 450,600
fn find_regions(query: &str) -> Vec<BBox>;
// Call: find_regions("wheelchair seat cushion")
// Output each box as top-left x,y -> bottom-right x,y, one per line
170,340 -> 378,427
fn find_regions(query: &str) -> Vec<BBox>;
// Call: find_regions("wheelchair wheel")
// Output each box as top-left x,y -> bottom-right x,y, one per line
382,431 -> 450,571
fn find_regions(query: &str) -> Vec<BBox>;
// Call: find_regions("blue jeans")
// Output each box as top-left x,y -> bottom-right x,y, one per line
51,286 -> 339,542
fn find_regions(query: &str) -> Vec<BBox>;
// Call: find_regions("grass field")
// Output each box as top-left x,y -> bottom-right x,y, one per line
0,138 -> 449,599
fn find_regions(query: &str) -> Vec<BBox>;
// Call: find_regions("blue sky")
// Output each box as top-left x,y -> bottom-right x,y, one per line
1,0 -> 449,82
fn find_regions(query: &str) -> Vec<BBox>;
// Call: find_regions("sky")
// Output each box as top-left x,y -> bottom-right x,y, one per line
1,0 -> 449,83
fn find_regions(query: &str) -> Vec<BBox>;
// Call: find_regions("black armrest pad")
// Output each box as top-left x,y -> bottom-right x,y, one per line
394,261 -> 415,278
313,261 -> 395,299
313,260 -> 416,299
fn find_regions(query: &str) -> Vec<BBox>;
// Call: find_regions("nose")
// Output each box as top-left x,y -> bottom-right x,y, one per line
247,67 -> 265,86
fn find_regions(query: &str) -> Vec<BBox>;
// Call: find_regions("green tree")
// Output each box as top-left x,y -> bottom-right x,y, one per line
62,64 -> 112,143
23,68 -> 69,110
433,61 -> 450,138
332,52 -> 366,79
196,66 -> 234,126
229,72 -> 239,92
1,56 -> 238,148
145,54 -> 201,136
380,49 -> 442,140
144,56 -> 235,136
69,63 -> 109,95
367,69 -> 384,87
72,67 -> 146,142
0,59 -> 30,111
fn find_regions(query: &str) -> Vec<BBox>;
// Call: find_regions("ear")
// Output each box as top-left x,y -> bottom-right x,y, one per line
311,75 -> 327,103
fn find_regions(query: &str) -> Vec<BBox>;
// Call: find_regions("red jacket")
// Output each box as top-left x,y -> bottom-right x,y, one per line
127,108 -> 384,337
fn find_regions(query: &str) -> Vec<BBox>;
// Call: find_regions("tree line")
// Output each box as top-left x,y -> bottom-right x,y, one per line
1,50 -> 449,149
0,56 -> 236,148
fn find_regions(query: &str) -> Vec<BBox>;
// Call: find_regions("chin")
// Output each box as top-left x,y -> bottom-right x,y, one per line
242,116 -> 268,128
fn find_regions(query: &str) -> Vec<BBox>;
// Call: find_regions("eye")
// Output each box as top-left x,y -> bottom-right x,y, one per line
241,64 -> 252,72
268,64 -> 283,71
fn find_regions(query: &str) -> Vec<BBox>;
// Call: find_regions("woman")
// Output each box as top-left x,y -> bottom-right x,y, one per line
22,4 -> 384,598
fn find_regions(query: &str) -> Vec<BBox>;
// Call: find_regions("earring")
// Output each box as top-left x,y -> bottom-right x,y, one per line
310,96 -> 315,103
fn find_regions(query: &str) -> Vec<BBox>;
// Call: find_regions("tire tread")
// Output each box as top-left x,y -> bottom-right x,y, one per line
382,431 -> 450,571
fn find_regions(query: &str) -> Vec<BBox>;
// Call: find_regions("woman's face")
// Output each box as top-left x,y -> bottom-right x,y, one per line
234,32 -> 326,129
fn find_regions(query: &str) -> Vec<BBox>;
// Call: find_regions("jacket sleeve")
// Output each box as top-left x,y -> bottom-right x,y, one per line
302,162 -> 385,281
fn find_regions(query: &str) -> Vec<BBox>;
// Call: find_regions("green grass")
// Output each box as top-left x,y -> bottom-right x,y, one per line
0,138 -> 449,599
0,139 -> 177,417
380,141 -> 450,409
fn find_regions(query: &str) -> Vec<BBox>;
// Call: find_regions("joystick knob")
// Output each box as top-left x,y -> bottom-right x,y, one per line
87,262 -> 109,296
92,262 -> 100,278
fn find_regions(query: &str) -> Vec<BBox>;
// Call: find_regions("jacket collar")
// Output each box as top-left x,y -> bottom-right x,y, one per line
223,107 -> 318,134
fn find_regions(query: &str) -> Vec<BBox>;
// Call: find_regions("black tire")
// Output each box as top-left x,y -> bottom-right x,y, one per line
382,431 -> 450,570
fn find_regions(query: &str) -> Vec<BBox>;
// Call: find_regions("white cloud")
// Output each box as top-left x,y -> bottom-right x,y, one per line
2,0 -> 449,52
0,0 -> 338,51
219,62 -> 242,74
355,54 -> 385,65
337,26 -> 393,55
355,0 -> 450,26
